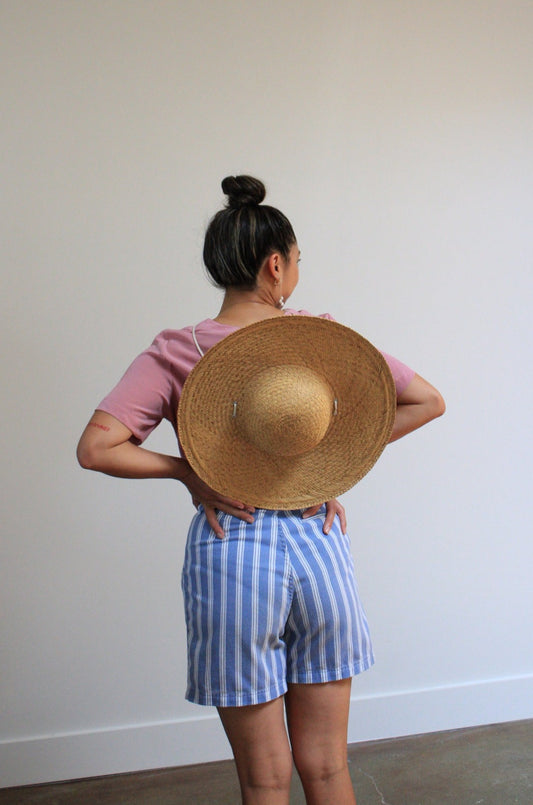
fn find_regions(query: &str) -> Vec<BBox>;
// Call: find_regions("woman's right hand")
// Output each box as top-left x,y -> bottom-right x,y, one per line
179,459 -> 255,539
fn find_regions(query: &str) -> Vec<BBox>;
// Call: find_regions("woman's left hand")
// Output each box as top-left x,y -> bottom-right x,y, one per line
302,498 -> 347,535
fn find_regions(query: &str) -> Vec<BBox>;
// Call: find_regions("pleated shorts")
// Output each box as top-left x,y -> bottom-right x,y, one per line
182,506 -> 374,707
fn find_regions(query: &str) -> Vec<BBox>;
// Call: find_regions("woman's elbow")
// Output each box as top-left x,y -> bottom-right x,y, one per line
428,388 -> 446,421
77,441 -> 92,470
76,439 -> 100,471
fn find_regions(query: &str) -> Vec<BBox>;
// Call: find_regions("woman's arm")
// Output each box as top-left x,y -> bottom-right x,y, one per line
77,411 -> 182,478
77,410 -> 254,537
389,373 -> 445,442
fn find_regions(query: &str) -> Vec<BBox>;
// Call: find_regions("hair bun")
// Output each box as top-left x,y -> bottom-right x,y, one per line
222,175 -> 266,209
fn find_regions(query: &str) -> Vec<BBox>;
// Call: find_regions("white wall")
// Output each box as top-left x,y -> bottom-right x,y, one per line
1,0 -> 532,788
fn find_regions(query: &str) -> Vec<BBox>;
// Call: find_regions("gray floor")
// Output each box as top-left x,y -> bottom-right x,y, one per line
1,719 -> 532,804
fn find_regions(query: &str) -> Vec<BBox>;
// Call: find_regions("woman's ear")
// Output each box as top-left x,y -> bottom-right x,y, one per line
265,252 -> 282,281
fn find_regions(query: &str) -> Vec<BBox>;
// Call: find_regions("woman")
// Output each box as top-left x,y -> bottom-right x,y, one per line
77,175 -> 444,804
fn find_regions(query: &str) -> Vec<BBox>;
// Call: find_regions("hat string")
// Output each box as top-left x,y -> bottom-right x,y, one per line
192,324 -> 205,357
232,399 -> 338,419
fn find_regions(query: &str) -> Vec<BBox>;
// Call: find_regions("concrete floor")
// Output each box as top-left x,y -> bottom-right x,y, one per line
1,719 -> 532,804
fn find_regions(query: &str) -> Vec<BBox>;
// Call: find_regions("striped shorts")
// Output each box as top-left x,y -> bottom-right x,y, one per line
181,506 -> 374,707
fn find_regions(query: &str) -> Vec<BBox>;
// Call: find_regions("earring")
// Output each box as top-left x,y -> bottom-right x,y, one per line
274,277 -> 284,308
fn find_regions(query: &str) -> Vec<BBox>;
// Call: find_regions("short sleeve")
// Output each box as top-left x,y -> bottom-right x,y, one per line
381,352 -> 416,396
97,343 -> 173,444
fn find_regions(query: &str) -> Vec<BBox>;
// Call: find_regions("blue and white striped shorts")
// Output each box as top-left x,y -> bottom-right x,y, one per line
182,506 -> 374,707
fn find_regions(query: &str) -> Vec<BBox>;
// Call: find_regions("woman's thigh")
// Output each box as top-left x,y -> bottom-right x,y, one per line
218,697 -> 293,799
285,678 -> 352,771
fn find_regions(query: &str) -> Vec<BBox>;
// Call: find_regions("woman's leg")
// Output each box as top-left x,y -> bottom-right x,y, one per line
218,696 -> 293,805
285,678 -> 356,805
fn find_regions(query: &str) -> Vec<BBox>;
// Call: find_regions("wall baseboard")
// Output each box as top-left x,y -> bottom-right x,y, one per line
346,674 -> 533,743
1,674 -> 532,789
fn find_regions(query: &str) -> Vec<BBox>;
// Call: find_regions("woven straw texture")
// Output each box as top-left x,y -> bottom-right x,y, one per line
178,316 -> 395,509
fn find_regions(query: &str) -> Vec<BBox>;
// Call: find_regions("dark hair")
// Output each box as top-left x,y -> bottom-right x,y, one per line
203,175 -> 297,289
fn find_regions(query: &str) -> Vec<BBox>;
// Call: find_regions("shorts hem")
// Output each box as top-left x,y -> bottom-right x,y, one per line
185,655 -> 375,707
287,654 -> 375,685
185,681 -> 288,708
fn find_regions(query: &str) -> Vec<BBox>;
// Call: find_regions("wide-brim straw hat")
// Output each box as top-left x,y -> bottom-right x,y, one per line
178,316 -> 396,509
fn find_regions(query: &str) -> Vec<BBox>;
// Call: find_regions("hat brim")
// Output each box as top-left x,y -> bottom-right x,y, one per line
178,316 -> 396,509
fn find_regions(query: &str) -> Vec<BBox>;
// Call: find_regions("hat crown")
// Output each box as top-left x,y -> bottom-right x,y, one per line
235,365 -> 334,457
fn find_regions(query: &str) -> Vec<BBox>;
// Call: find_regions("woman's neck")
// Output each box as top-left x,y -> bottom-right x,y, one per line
214,288 -> 284,326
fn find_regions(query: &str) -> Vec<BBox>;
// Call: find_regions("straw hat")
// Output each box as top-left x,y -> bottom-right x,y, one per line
178,316 -> 396,509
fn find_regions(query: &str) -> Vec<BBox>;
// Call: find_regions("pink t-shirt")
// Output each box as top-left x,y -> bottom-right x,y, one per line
97,309 -> 415,445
